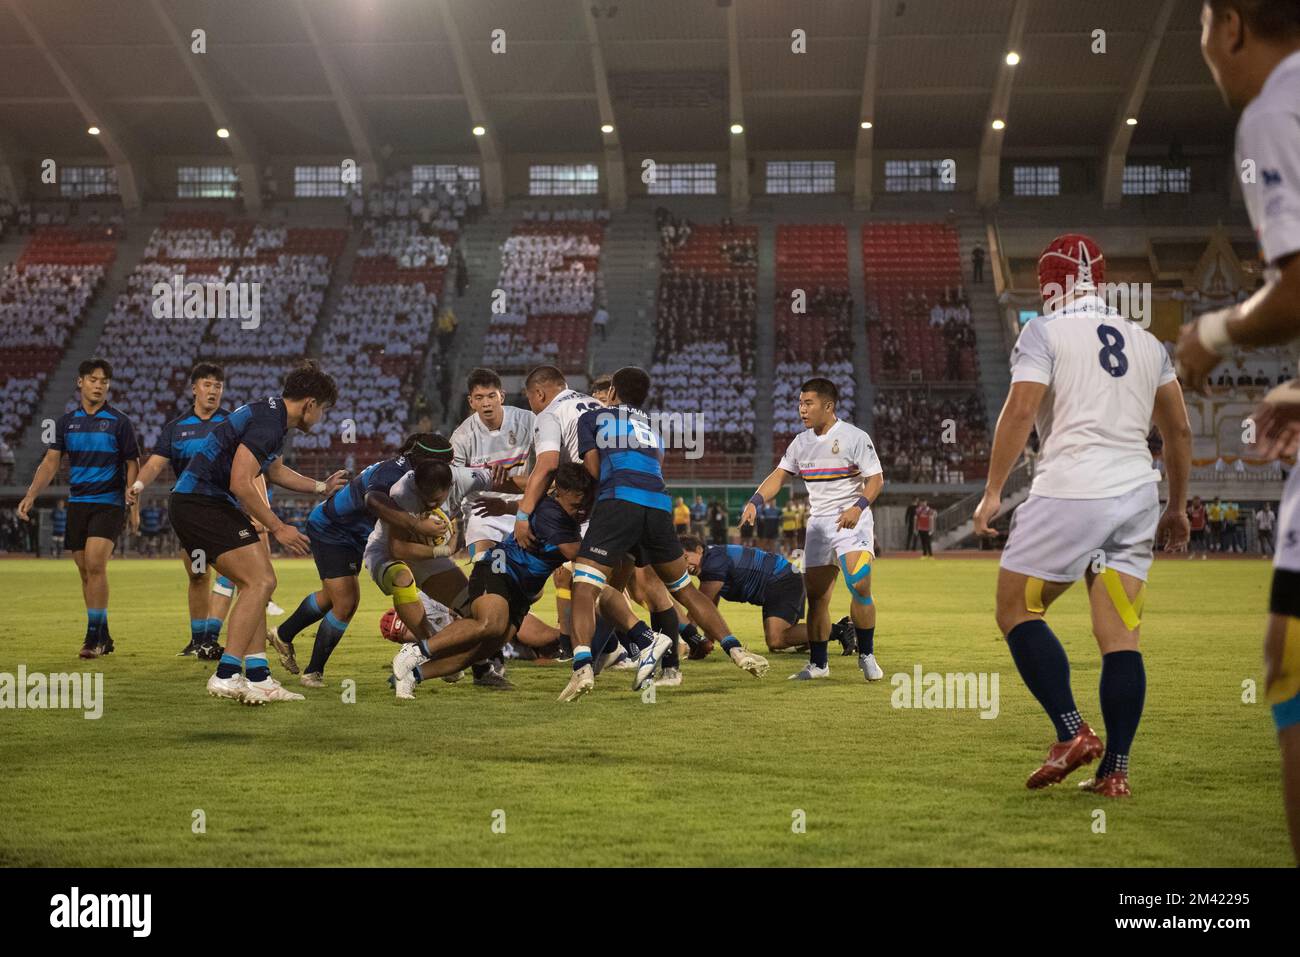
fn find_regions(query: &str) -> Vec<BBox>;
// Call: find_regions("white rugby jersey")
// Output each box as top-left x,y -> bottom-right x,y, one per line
534,388 -> 601,464
1011,295 -> 1175,500
451,404 -> 535,504
778,419 -> 882,518
1238,50 -> 1300,274
365,466 -> 490,553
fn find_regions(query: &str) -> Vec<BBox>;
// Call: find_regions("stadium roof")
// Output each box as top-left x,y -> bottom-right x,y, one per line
0,0 -> 1231,160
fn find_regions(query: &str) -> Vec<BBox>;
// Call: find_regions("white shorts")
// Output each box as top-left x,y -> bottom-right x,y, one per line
418,593 -> 456,633
803,510 -> 875,569
363,540 -> 457,592
1275,466 -> 1300,574
464,511 -> 515,558
1001,482 -> 1160,583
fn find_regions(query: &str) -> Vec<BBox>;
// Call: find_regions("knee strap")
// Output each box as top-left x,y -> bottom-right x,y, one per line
212,576 -> 235,598
1024,577 -> 1046,615
382,562 -> 420,605
666,572 -> 691,593
573,564 -> 608,590
1099,568 -> 1144,631
839,553 -> 872,604
1267,617 -> 1300,708
555,587 -> 572,600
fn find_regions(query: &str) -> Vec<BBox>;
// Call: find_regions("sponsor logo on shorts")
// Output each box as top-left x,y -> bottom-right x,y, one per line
238,528 -> 252,539
589,546 -> 608,556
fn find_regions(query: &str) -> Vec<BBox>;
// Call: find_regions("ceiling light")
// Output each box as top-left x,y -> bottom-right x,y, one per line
730,123 -> 744,135
1005,51 -> 1020,66
216,127 -> 230,139
600,123 -> 614,134
861,121 -> 873,129
87,126 -> 100,136
1126,116 -> 1138,126
472,125 -> 486,136
991,119 -> 1006,131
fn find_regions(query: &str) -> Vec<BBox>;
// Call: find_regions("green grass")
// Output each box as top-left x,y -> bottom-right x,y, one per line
0,555 -> 1290,867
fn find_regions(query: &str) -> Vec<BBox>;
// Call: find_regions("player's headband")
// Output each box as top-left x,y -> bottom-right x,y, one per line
415,440 -> 451,454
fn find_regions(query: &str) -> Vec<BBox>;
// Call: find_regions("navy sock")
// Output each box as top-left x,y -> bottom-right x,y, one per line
810,640 -> 829,668
720,635 -> 741,654
216,653 -> 243,680
305,612 -> 349,675
205,618 -> 223,642
651,608 -> 680,669
678,622 -> 702,654
590,618 -> 616,661
245,654 -> 270,683
86,608 -> 107,645
1098,650 -> 1145,777
189,618 -> 206,645
855,626 -> 875,656
627,620 -> 653,653
1006,619 -> 1082,742
279,593 -> 325,644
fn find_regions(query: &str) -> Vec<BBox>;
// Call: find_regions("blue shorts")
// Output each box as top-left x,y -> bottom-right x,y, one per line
307,521 -> 366,580
761,572 -> 806,624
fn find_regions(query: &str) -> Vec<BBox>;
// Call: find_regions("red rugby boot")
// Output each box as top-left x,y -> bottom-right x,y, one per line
1026,722 -> 1104,789
1078,771 -> 1131,798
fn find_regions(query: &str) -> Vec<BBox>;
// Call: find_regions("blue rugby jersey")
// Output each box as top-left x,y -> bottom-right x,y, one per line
140,504 -> 164,534
308,456 -> 410,548
51,507 -> 67,536
575,404 -> 671,512
174,397 -> 288,505
698,544 -> 795,606
155,407 -> 232,481
53,404 -> 140,506
489,496 -> 582,598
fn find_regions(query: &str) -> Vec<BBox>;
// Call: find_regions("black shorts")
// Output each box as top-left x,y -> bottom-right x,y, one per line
1271,569 -> 1300,619
761,572 -> 806,624
467,562 -> 531,633
578,498 -> 682,569
168,493 -> 260,564
65,502 -> 124,552
308,526 -> 365,580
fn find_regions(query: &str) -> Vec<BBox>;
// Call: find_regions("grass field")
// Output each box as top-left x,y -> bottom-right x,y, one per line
0,554 -> 1290,867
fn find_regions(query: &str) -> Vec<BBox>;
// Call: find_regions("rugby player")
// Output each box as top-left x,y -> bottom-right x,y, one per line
1176,0 -> 1300,857
391,463 -> 594,698
18,358 -> 140,659
127,361 -> 234,658
266,433 -> 454,687
678,536 -> 809,660
168,361 -> 348,704
976,233 -> 1192,796
743,378 -> 885,682
558,366 -> 769,702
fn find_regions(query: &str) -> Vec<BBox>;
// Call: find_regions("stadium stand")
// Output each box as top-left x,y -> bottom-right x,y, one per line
773,224 -> 856,441
650,214 -> 758,480
481,210 -> 606,375
0,227 -> 115,444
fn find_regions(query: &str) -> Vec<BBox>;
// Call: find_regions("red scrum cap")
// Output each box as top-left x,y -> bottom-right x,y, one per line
1038,233 -> 1105,305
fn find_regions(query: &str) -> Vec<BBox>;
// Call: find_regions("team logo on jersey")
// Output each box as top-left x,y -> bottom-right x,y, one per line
508,430 -> 516,444
831,440 -> 840,454
1262,168 -> 1282,187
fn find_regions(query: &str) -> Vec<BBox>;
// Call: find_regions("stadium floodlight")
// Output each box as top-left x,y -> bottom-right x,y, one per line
472,125 -> 486,136
87,126 -> 100,136
1126,116 -> 1138,126
861,121 -> 873,129
600,123 -> 614,134
991,119 -> 1006,131
1005,51 -> 1020,66
730,123 -> 744,135
216,128 -> 230,139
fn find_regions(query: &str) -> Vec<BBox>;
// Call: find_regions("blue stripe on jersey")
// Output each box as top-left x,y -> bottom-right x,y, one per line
159,408 -> 230,479
69,465 -> 119,485
495,497 -> 580,596
173,399 -> 286,504
70,491 -> 125,506
63,431 -> 118,453
310,457 -> 409,547
708,544 -> 792,606
578,406 -> 671,514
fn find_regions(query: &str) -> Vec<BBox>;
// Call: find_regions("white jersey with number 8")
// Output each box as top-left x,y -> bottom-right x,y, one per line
1011,294 -> 1176,500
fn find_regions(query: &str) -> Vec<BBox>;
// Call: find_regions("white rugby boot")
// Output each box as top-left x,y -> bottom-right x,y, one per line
558,663 -> 595,702
206,672 -> 247,701
242,676 -> 305,704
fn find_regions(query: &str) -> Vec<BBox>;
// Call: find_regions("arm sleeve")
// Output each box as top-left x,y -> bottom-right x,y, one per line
1157,344 -> 1177,387
1239,106 -> 1300,265
1010,319 -> 1053,385
856,433 -> 883,479
118,417 -> 140,462
534,411 -> 563,456
576,409 -> 600,458
152,418 -> 174,460
698,548 -> 730,583
450,427 -> 470,467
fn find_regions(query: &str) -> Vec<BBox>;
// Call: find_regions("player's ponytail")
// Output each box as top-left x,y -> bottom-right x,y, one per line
401,431 -> 453,464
